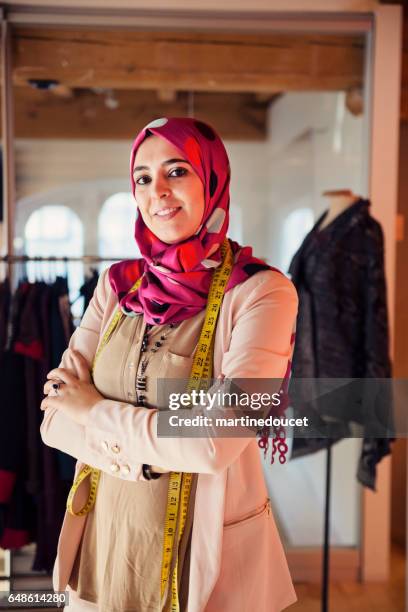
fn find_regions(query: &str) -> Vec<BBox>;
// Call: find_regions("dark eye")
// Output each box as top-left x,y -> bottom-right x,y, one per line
169,167 -> 188,178
135,175 -> 151,186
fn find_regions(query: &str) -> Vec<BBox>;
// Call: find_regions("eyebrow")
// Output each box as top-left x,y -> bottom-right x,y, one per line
133,158 -> 192,174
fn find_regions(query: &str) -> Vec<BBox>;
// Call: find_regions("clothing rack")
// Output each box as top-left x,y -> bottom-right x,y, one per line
0,255 -> 128,287
0,255 -> 126,262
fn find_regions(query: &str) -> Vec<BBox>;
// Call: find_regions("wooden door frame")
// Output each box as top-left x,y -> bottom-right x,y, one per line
361,4 -> 402,582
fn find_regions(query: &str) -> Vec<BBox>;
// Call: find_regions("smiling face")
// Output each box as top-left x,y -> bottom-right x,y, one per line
132,134 -> 205,244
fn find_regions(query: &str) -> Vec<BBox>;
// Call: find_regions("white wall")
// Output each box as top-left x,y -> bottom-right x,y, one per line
225,141 -> 269,256
265,91 -> 366,271
15,139 -> 131,198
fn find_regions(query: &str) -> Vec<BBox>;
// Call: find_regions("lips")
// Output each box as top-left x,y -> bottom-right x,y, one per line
154,207 -> 182,220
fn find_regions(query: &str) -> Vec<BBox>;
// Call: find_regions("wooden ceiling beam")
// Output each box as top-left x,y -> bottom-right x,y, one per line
11,28 -> 364,93
10,88 -> 268,140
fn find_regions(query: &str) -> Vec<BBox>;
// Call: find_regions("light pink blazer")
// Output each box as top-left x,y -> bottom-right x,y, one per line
40,267 -> 298,612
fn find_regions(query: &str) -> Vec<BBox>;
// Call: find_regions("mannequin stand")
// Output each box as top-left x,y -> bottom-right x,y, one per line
322,440 -> 332,612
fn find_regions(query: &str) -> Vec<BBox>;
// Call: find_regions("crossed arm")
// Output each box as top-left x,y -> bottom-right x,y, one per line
40,269 -> 298,480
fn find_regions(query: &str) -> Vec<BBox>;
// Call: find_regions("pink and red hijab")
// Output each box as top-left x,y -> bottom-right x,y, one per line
109,116 -> 274,325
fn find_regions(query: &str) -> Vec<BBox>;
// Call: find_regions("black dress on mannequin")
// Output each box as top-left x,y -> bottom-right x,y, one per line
288,197 -> 393,489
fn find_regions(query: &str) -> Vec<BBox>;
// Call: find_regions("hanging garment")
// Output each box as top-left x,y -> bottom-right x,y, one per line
0,278 -> 10,356
78,269 -> 99,315
0,281 -> 34,549
0,277 -> 75,570
288,198 -> 393,490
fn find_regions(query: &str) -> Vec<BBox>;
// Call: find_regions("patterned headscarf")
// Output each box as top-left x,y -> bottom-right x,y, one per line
109,117 -> 274,325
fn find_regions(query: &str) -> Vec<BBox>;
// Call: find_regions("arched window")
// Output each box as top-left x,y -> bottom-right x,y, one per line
281,207 -> 314,272
98,193 -> 141,266
24,205 -> 84,317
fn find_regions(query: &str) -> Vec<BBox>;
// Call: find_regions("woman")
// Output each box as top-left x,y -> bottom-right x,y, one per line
40,117 -> 298,612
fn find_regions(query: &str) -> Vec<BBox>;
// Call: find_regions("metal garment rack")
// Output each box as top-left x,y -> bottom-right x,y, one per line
0,255 -> 126,262
0,255 -> 128,290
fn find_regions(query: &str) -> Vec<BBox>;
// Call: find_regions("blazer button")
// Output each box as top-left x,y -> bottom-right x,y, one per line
120,465 -> 131,476
110,463 -> 120,473
111,444 -> 121,454
101,440 -> 109,452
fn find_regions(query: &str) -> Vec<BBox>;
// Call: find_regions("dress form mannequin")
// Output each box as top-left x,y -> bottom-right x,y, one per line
313,187 -> 360,612
318,189 -> 361,231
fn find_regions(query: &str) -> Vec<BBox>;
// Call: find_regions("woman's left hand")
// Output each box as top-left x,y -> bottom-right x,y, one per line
40,349 -> 104,426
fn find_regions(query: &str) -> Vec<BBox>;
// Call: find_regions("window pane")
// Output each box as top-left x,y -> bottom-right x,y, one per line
24,205 -> 84,318
98,193 -> 141,269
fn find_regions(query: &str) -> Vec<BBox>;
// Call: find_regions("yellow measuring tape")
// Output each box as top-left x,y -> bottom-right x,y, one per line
161,239 -> 233,611
67,238 -> 234,611
66,464 -> 100,517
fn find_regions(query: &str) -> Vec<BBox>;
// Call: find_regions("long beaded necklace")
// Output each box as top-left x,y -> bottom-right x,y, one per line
136,321 -> 176,407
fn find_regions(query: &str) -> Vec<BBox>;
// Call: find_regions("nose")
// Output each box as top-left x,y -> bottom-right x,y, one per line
151,174 -> 171,199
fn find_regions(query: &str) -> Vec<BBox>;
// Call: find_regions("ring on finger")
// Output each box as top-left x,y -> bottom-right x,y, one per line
52,382 -> 63,396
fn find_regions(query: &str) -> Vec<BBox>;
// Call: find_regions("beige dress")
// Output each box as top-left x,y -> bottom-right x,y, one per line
67,310 -> 206,612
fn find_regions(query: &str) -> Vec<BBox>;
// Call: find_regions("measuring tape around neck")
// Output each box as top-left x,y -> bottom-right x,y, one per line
66,238 -> 234,611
